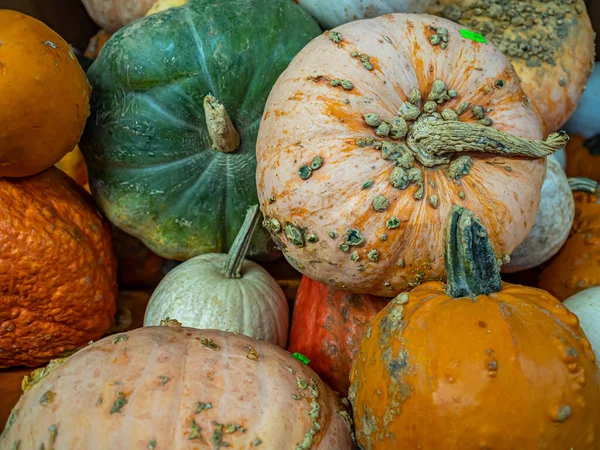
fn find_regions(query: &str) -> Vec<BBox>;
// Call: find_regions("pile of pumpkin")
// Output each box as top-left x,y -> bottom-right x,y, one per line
0,0 -> 599,448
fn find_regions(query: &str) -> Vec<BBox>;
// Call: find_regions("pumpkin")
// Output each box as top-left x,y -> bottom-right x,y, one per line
288,276 -> 388,395
80,0 -> 321,262
502,155 -> 574,272
564,64 -> 600,139
0,10 -> 91,178
144,206 -> 289,347
0,367 -> 35,434
428,0 -> 595,136
83,29 -> 112,60
146,0 -> 188,16
564,286 -> 600,359
0,168 -> 117,368
0,325 -> 355,449
538,178 -> 600,300
54,145 -> 90,192
349,205 -> 600,449
81,0 -> 156,32
566,134 -> 600,182
257,14 -> 567,296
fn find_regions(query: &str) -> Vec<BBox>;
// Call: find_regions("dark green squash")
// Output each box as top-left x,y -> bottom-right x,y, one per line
80,0 -> 321,261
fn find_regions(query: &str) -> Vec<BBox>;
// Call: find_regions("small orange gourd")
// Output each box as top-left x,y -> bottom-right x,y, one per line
565,134 -> 600,182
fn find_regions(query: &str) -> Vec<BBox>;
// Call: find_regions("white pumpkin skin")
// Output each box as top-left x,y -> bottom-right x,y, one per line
564,286 -> 600,359
565,64 -> 600,139
295,0 -> 431,28
503,155 -> 574,273
144,254 -> 289,347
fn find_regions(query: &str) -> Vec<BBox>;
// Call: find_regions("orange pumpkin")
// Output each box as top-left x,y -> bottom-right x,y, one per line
54,145 -> 90,192
350,205 -> 600,449
257,14 -> 566,296
0,10 -> 91,178
566,134 -> 600,182
538,178 -> 600,301
288,277 -> 388,395
0,168 -> 118,368
81,0 -> 157,32
428,0 -> 595,136
83,29 -> 113,60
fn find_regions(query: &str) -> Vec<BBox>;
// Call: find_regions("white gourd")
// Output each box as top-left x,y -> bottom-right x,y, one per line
564,286 -> 600,359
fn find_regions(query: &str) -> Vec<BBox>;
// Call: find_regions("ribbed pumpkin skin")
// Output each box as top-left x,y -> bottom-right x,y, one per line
81,0 -> 321,262
81,0 -> 156,32
0,327 -> 354,449
349,282 -> 600,449
288,277 -> 388,395
566,134 -> 600,182
0,168 -> 117,368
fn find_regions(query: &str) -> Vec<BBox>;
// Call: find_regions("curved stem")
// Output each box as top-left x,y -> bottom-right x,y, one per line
444,205 -> 502,299
568,177 -> 599,194
204,95 -> 240,153
222,205 -> 261,279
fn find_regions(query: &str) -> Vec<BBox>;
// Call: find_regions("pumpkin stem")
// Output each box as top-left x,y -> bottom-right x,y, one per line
407,115 -> 568,167
444,205 -> 502,299
568,177 -> 599,194
223,205 -> 261,279
203,94 -> 240,153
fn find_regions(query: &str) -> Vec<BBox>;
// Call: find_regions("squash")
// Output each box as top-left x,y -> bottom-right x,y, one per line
83,29 -> 112,60
349,205 -> 600,449
564,64 -> 600,138
144,206 -> 289,347
81,0 -> 156,32
428,0 -> 595,136
81,0 -> 321,262
146,0 -> 188,16
502,155 -> 574,272
0,10 -> 91,178
257,14 -> 566,296
288,276 -> 388,395
0,168 -> 117,368
538,178 -> 600,300
54,145 -> 90,192
565,134 -> 600,182
1,325 -> 355,449
564,286 -> 600,359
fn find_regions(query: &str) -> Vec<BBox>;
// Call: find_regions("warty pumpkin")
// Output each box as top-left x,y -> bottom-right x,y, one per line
54,145 -> 90,192
81,0 -> 321,262
144,206 -> 289,347
349,205 -> 600,449
565,134 -> 600,182
0,10 -> 91,178
288,276 -> 388,395
564,286 -> 600,359
565,64 -> 600,139
81,0 -> 156,32
538,178 -> 600,300
0,168 -> 117,368
0,325 -> 355,449
257,14 -> 566,296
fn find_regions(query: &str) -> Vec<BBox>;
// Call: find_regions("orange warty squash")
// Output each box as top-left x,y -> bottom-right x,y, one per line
54,145 -> 90,192
350,205 -> 600,449
83,29 -> 112,60
0,10 -> 91,178
565,134 -> 600,182
538,178 -> 600,301
0,168 -> 118,368
288,276 -> 388,395
81,0 -> 157,32
257,14 -> 566,296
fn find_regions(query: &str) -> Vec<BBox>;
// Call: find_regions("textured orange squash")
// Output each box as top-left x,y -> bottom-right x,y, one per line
566,134 -> 600,182
288,276 -> 388,395
54,145 -> 90,192
0,168 -> 118,368
350,205 -> 600,449
0,11 -> 91,178
83,29 -> 112,60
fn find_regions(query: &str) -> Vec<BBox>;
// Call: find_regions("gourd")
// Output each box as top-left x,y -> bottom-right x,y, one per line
144,206 -> 289,347
81,0 -> 321,261
288,276 -> 388,395
564,64 -> 600,138
54,145 -> 90,191
349,205 -> 600,449
564,286 -> 600,359
565,134 -> 600,182
0,168 -> 117,368
502,155 -> 574,272
81,0 -> 156,32
538,178 -> 600,300
0,10 -> 91,178
0,325 -> 355,449
428,0 -> 595,136
257,14 -> 566,296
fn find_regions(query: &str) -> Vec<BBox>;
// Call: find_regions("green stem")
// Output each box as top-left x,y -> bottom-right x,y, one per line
444,205 -> 502,299
568,177 -> 599,194
222,205 -> 261,279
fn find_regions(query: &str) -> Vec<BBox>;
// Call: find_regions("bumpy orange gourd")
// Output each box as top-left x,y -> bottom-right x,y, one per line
54,145 -> 90,192
81,0 -> 157,32
350,205 -> 600,449
566,134 -> 600,182
0,168 -> 117,368
0,10 -> 91,178
539,178 -> 600,301
288,276 -> 388,395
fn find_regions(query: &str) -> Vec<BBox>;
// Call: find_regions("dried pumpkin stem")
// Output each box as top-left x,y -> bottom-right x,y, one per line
568,177 -> 599,194
444,205 -> 502,299
407,115 -> 568,167
204,94 -> 240,153
222,205 -> 261,279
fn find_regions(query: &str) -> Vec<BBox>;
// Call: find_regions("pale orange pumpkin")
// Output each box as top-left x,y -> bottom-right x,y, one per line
81,0 -> 157,32
257,14 -> 566,296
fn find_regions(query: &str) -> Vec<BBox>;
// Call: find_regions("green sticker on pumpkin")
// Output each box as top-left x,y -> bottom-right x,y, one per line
292,352 -> 310,365
460,29 -> 488,44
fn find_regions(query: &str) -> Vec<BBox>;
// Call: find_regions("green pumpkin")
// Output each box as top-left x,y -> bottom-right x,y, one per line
80,0 -> 321,261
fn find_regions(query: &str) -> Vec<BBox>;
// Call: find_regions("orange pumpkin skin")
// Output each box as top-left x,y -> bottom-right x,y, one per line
350,282 -> 600,449
288,276 -> 388,395
566,134 -> 600,182
0,11 -> 91,178
0,168 -> 117,368
538,191 -> 600,301
54,145 -> 90,192
83,29 -> 112,60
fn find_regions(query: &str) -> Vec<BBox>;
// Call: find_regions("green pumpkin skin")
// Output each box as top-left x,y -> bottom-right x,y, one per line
80,0 -> 321,261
